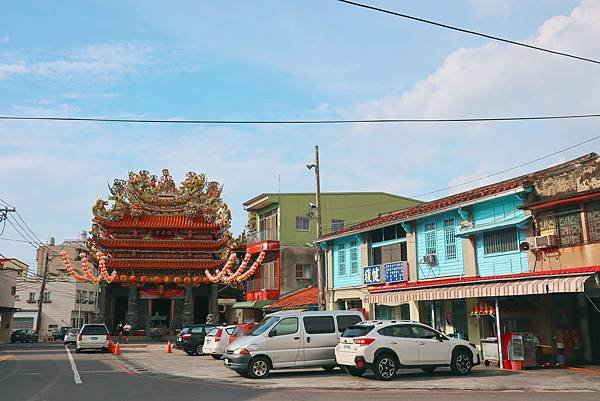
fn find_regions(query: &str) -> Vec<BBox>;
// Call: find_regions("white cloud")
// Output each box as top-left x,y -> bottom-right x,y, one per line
0,43 -> 155,80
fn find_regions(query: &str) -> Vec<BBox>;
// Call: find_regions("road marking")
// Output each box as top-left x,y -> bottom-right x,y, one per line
568,367 -> 600,375
64,345 -> 82,384
0,354 -> 13,362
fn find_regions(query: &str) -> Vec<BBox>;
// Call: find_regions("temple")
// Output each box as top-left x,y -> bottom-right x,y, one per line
89,169 -> 240,332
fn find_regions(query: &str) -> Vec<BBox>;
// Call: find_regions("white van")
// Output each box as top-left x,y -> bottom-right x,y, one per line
223,310 -> 364,378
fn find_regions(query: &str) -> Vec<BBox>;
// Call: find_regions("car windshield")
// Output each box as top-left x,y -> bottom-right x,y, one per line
68,329 -> 79,334
342,325 -> 375,338
81,325 -> 108,335
207,328 -> 219,336
249,316 -> 280,336
179,328 -> 190,335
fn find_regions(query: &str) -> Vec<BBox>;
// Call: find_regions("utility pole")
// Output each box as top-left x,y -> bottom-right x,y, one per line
36,249 -> 50,335
308,145 -> 325,311
0,206 -> 16,224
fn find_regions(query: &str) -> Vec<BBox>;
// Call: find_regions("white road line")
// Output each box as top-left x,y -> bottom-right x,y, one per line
64,345 -> 82,384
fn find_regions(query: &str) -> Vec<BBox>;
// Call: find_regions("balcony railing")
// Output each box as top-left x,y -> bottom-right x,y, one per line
247,229 -> 279,244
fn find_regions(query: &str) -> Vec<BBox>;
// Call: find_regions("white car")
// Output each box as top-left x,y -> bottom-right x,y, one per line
336,320 -> 480,380
202,325 -> 235,359
64,328 -> 79,344
76,324 -> 110,353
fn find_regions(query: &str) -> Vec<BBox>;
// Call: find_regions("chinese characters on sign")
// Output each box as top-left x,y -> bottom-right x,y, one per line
383,261 -> 405,283
363,265 -> 382,285
364,261 -> 407,285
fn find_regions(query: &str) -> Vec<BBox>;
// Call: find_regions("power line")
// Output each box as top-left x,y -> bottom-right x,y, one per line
1,113 -> 600,125
335,0 -> 600,66
321,134 -> 600,211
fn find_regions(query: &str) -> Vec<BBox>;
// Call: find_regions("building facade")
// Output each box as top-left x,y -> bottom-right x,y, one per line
0,258 -> 26,342
237,192 -> 420,321
319,153 -> 600,365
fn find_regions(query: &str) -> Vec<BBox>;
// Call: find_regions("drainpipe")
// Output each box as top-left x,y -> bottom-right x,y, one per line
495,298 -> 503,369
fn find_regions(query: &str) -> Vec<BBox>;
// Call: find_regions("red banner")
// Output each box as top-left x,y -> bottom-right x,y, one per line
139,288 -> 184,299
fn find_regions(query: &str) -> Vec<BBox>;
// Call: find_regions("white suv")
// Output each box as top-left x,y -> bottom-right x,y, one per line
336,320 -> 480,380
76,324 -> 110,353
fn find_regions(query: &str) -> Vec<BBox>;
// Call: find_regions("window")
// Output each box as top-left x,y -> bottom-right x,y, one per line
372,242 -> 407,264
43,291 -> 52,303
444,218 -> 457,260
350,241 -> 359,275
81,325 -> 108,335
270,317 -> 298,337
295,264 -> 313,280
424,223 -> 437,255
586,202 -> 600,242
296,216 -> 310,231
484,227 -> 519,254
303,316 -> 335,334
411,325 -> 439,339
537,209 -> 583,246
370,224 -> 406,243
383,226 -> 396,241
331,219 -> 345,232
378,325 -> 414,338
337,243 -> 346,276
191,326 -> 208,334
336,315 -> 362,333
11,286 -> 16,296
28,292 -> 36,303
341,325 -> 374,338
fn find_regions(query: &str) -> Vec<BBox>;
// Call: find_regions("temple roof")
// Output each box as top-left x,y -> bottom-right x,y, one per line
96,237 -> 228,250
105,259 -> 224,269
96,215 -> 219,230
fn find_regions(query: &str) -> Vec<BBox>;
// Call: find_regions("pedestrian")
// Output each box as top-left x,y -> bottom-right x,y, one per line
123,322 -> 132,344
116,322 -> 123,342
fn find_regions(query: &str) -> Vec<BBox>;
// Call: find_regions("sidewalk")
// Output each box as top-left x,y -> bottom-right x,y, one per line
114,344 -> 600,392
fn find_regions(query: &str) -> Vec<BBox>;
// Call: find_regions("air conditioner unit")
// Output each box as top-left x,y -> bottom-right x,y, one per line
422,254 -> 437,264
534,235 -> 558,249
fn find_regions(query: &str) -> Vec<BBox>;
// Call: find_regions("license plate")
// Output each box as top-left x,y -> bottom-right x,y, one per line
342,344 -> 351,350
91,337 -> 98,340
224,359 -> 229,365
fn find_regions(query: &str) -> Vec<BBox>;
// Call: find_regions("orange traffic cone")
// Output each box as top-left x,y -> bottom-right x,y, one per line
108,340 -> 114,353
114,342 -> 121,356
167,340 -> 172,354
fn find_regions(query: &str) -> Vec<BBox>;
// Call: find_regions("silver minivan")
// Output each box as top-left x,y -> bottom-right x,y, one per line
223,310 -> 364,378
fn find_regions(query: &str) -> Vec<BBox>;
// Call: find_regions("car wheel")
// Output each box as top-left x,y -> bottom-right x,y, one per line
451,350 -> 473,376
185,350 -> 194,356
195,345 -> 204,356
321,365 -> 336,372
247,356 -> 270,379
211,354 -> 222,360
343,366 -> 365,377
373,353 -> 397,381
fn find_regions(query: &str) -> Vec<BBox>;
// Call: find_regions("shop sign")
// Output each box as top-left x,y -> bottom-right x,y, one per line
383,261 -> 406,283
363,265 -> 382,285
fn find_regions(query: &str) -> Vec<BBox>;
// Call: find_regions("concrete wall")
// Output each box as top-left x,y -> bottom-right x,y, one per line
279,246 -> 316,295
36,241 -> 90,277
0,268 -> 17,342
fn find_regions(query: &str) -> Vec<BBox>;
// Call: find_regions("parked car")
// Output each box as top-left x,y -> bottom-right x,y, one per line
202,325 -> 236,359
64,328 -> 79,345
54,327 -> 72,341
10,329 -> 38,343
228,323 -> 256,345
175,326 -> 191,349
336,320 -> 480,381
181,324 -> 216,356
224,310 -> 364,378
76,324 -> 109,353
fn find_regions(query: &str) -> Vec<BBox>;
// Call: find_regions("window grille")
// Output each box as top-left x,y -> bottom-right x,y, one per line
444,219 -> 457,260
331,219 -> 345,232
296,216 -> 310,231
337,243 -> 346,276
295,264 -> 312,280
424,223 -> 437,254
350,241 -> 359,275
537,209 -> 583,246
586,202 -> 600,243
484,227 -> 518,254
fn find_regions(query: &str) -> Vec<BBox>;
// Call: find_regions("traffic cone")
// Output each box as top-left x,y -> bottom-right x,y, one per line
108,340 -> 114,353
114,342 -> 121,356
167,340 -> 172,354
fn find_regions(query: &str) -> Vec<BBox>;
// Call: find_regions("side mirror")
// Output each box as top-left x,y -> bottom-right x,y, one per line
268,329 -> 277,338
436,333 -> 445,342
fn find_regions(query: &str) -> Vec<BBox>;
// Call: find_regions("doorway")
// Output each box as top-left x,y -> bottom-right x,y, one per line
151,299 -> 171,327
194,296 -> 209,324
113,296 -> 128,329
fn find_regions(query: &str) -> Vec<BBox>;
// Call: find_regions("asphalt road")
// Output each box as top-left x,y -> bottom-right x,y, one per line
0,342 -> 597,401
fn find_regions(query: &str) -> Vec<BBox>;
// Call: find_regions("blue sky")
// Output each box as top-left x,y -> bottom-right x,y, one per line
1,0 -> 600,268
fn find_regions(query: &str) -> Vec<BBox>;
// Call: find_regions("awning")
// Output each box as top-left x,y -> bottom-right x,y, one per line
0,306 -> 21,313
232,300 -> 272,309
366,274 -> 591,304
457,215 -> 531,238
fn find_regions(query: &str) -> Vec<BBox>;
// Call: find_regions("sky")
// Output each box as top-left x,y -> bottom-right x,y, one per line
1,0 -> 600,269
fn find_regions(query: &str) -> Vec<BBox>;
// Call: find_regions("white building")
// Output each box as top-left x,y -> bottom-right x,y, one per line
0,258 -> 27,342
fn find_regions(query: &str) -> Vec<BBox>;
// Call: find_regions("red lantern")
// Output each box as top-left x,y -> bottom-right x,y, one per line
193,276 -> 201,285
163,276 -> 171,284
141,276 -> 149,283
173,276 -> 182,284
183,276 -> 191,285
204,277 -> 211,284
152,276 -> 160,284
120,274 -> 128,282
129,275 -> 137,283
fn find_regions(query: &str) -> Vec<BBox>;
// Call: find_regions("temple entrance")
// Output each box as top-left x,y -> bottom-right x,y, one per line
194,296 -> 209,324
151,299 -> 171,327
113,296 -> 128,327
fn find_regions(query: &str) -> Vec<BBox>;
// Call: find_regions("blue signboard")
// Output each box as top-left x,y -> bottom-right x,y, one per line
384,262 -> 406,283
363,265 -> 382,285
